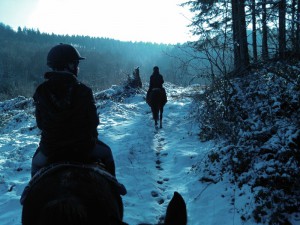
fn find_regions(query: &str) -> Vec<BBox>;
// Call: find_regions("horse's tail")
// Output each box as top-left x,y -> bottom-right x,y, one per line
39,197 -> 88,225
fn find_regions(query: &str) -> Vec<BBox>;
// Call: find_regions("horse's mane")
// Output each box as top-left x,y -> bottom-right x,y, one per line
22,165 -> 124,225
21,165 -> 187,225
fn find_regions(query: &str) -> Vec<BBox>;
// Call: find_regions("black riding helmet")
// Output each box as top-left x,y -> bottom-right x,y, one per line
153,66 -> 159,72
47,43 -> 85,69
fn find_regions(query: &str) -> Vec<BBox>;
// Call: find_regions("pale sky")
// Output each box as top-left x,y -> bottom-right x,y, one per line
0,0 -> 194,44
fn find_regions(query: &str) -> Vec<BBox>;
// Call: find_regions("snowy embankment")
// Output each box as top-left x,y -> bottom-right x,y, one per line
196,61 -> 300,225
0,81 -> 284,225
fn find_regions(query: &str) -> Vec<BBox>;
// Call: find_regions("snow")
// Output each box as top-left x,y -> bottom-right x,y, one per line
0,82 -> 296,225
194,61 -> 300,225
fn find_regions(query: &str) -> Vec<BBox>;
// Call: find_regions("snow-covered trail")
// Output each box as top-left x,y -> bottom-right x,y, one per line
97,85 -> 212,224
0,84 -> 254,225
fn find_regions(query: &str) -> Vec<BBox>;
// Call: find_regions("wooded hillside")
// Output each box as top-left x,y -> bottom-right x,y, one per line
0,23 -> 208,100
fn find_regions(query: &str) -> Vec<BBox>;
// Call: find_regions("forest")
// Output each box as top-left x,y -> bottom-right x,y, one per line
1,1 -> 300,99
183,0 -> 300,76
0,22 -> 207,100
185,1 -> 300,224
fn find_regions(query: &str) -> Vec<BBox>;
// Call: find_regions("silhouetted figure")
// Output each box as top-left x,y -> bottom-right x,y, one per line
146,66 -> 167,107
146,66 -> 167,128
31,43 -> 116,176
149,66 -> 164,90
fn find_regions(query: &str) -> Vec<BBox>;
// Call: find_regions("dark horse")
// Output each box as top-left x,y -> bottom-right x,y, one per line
21,163 -> 187,225
147,88 -> 167,128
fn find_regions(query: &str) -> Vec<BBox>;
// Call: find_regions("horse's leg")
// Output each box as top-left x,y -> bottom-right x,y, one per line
151,106 -> 158,126
154,110 -> 158,127
159,106 -> 163,128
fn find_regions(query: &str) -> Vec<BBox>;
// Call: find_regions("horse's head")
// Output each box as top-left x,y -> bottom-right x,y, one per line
164,192 -> 187,225
21,164 -> 124,225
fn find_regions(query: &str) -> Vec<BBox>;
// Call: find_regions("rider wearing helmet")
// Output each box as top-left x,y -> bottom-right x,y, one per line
32,43 -> 116,177
149,66 -> 164,90
146,66 -> 167,106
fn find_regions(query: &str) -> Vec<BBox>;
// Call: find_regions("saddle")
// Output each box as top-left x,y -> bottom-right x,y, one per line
21,162 -> 127,205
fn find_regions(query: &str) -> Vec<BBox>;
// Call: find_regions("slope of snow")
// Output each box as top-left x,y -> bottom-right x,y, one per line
0,82 -> 280,225
194,61 -> 300,225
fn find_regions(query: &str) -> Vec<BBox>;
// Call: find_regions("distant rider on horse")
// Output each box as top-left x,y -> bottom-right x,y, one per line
146,66 -> 167,106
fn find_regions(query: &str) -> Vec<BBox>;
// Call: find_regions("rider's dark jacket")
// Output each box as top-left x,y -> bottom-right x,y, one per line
149,72 -> 164,91
33,71 -> 99,157
147,71 -> 167,106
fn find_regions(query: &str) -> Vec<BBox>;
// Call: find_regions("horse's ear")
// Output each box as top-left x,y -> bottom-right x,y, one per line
164,192 -> 187,225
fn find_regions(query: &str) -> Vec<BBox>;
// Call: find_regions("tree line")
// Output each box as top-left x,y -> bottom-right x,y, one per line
0,23 -> 208,100
183,2 -> 300,224
184,0 -> 300,75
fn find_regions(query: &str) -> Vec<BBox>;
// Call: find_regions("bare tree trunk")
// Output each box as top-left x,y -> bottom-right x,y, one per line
297,0 -> 300,52
251,0 -> 258,62
278,0 -> 286,59
231,0 -> 249,71
238,0 -> 250,69
231,0 -> 240,69
291,0 -> 296,49
262,0 -> 269,60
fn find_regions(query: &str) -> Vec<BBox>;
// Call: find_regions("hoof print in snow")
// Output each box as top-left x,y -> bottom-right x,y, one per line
157,198 -> 165,205
163,178 -> 169,181
151,191 -> 159,198
156,159 -> 162,165
156,165 -> 163,170
157,180 -> 163,185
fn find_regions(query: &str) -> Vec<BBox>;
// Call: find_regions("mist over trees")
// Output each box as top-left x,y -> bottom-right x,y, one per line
2,0 -> 298,100
0,23 -> 208,100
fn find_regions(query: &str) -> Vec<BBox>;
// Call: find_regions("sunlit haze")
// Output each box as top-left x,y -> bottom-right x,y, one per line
0,0 -> 194,44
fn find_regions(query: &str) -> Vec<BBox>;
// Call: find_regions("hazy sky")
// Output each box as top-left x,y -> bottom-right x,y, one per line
0,0 -> 194,44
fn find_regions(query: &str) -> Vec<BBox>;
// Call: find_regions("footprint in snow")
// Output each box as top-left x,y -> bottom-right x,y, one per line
156,165 -> 163,170
151,190 -> 159,197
